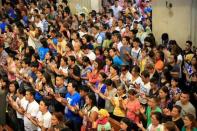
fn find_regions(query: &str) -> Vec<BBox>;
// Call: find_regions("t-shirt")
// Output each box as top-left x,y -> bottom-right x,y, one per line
173,117 -> 184,131
36,111 -> 52,131
147,124 -> 164,131
139,82 -> 151,104
24,100 -> 39,131
16,97 -> 28,119
175,101 -> 196,119
113,55 -> 123,68
146,106 -> 162,126
111,5 -> 123,19
105,88 -> 117,113
64,92 -> 81,123
0,22 -> 7,33
38,47 -> 49,61
113,94 -> 127,117
126,99 -> 141,123
97,122 -> 111,131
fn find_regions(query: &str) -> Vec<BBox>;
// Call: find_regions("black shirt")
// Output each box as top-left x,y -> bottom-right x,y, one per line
173,117 -> 184,131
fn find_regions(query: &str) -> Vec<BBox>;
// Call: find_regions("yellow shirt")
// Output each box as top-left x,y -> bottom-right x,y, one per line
113,95 -> 126,117
140,57 -> 148,73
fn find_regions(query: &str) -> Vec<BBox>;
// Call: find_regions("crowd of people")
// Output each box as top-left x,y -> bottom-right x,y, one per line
0,0 -> 196,131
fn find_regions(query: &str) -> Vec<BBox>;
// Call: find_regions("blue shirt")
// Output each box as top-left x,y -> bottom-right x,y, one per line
52,38 -> 58,45
0,22 -> 7,33
113,55 -> 123,68
8,9 -> 17,19
38,47 -> 49,61
65,92 -> 81,122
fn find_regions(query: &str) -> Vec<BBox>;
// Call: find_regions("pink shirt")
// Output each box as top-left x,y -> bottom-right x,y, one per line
126,99 -> 141,123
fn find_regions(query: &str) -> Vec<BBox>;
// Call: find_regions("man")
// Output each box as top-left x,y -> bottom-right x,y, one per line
115,19 -> 126,35
109,48 -> 123,69
140,70 -> 151,105
120,65 -> 132,89
171,105 -> 184,131
167,54 -> 180,79
28,99 -> 52,131
175,91 -> 196,118
78,85 -> 89,109
0,40 -> 8,67
10,87 -> 28,131
183,40 -> 193,56
53,75 -> 67,113
82,45 -> 96,62
112,32 -> 123,52
111,0 -> 123,19
55,81 -> 81,131
149,77 -> 159,98
24,89 -> 39,131
34,15 -> 44,32
67,56 -> 81,88
92,26 -> 103,47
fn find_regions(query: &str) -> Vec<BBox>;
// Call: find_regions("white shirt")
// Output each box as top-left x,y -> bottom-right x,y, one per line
147,124 -> 164,131
129,76 -> 142,90
139,82 -> 151,104
16,97 -> 28,119
117,41 -> 123,52
95,33 -> 103,44
115,26 -> 126,35
36,111 -> 52,131
24,100 -> 39,131
86,51 -> 96,61
35,21 -> 44,32
111,5 -> 123,19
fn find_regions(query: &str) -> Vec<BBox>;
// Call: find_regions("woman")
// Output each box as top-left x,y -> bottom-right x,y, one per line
112,85 -> 127,121
95,79 -> 117,116
108,65 -> 120,87
139,48 -> 149,73
6,81 -> 19,130
87,58 -> 104,84
71,14 -> 79,31
81,56 -> 93,85
120,117 -> 134,131
159,86 -> 173,110
170,78 -> 182,103
78,92 -> 98,131
182,114 -> 197,131
164,121 -> 178,131
140,97 -> 162,127
155,51 -> 165,73
129,65 -> 142,91
88,72 -> 107,109
81,34 -> 93,50
123,89 -> 141,124
104,56 -> 113,75
7,54 -> 17,82
137,112 -> 164,131
48,112 -> 70,131
95,47 -> 104,61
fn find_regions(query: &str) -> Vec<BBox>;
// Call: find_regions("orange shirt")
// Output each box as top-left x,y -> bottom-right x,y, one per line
155,60 -> 164,72
126,99 -> 141,124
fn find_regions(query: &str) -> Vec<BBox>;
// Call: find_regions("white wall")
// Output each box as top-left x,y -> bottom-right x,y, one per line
69,0 -> 101,14
152,0 -> 193,48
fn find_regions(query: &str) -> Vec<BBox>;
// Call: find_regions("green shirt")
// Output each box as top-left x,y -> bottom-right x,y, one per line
181,127 -> 197,131
146,106 -> 162,127
97,122 -> 111,131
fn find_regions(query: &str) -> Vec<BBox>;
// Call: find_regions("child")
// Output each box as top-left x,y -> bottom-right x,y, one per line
96,109 -> 111,131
